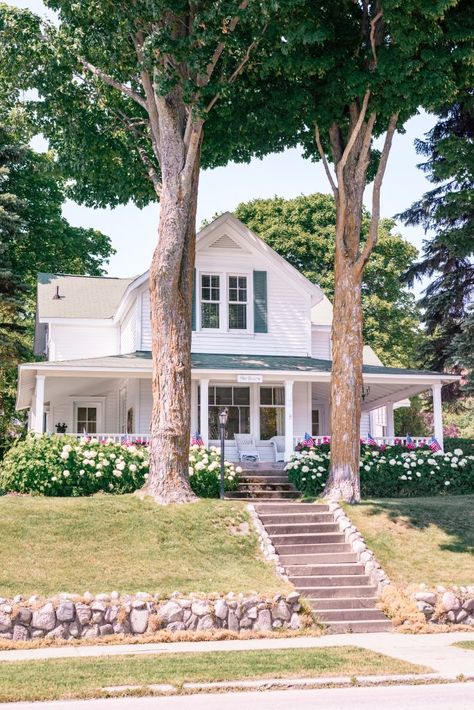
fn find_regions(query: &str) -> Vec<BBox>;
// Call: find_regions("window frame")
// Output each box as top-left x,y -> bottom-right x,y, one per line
258,386 -> 285,440
71,397 -> 105,434
200,272 -> 221,330
227,274 -> 249,332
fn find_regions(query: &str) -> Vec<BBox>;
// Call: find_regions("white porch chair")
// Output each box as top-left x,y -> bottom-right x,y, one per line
270,435 -> 285,462
234,434 -> 260,462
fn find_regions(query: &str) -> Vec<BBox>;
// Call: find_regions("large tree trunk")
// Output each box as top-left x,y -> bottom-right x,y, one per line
138,120 -> 202,504
324,243 -> 363,502
323,152 -> 367,503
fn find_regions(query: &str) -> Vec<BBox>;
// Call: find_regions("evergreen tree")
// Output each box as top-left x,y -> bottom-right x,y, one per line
399,96 -> 474,388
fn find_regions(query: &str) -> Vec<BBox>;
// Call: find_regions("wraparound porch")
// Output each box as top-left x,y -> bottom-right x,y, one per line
17,352 -> 458,461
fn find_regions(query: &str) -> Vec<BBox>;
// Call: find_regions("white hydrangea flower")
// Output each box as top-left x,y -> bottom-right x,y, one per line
389,459 -> 396,466
453,448 -> 463,456
129,464 -> 137,472
302,465 -> 309,473
63,470 -> 70,477
444,480 -> 450,486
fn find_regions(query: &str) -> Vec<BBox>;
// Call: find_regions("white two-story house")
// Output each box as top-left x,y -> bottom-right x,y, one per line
16,213 -> 456,460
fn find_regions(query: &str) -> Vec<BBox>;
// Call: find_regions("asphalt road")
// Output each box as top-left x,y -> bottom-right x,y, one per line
2,683 -> 474,710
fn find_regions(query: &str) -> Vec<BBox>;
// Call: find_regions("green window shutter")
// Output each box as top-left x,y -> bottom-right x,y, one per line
191,268 -> 196,331
253,270 -> 268,333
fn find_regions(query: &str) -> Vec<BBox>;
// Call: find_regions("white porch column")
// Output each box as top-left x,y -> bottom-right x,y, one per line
199,379 -> 209,445
190,380 -> 198,435
386,402 -> 395,438
33,375 -> 45,433
284,379 -> 294,461
432,383 -> 444,449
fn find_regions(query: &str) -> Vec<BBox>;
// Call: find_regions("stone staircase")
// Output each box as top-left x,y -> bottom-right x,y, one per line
226,463 -> 300,501
254,501 -> 392,634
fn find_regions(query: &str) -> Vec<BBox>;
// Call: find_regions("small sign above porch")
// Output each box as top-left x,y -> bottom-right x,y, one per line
237,374 -> 263,383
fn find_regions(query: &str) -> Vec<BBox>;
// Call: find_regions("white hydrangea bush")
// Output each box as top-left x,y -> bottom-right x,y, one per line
285,444 -> 474,497
0,437 -> 241,498
188,445 -> 241,497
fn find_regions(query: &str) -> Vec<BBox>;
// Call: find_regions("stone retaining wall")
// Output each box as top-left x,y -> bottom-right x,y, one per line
0,591 -> 305,641
413,585 -> 474,626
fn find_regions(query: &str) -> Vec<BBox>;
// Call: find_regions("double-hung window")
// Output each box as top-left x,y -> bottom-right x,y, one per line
228,275 -> 247,330
259,386 -> 285,440
201,274 -> 220,329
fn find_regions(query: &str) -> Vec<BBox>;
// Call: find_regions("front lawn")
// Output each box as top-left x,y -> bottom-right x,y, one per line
0,496 -> 287,597
343,495 -> 474,586
0,647 -> 428,703
452,641 -> 474,650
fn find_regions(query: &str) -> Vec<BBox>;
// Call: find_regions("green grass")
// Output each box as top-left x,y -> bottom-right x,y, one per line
0,648 -> 429,702
452,641 -> 474,650
343,495 -> 474,586
0,496 -> 288,596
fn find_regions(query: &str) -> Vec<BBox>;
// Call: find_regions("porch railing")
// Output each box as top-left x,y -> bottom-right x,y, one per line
293,435 -> 431,447
72,433 -> 432,449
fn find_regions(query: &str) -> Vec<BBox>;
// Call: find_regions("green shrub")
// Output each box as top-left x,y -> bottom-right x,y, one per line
444,437 -> 474,456
286,444 -> 474,498
0,435 -> 240,498
188,445 -> 240,497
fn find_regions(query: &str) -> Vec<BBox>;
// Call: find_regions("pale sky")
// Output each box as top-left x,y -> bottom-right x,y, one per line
12,0 -> 434,287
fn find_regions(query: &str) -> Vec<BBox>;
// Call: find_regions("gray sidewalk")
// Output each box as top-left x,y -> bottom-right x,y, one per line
1,631 -> 474,678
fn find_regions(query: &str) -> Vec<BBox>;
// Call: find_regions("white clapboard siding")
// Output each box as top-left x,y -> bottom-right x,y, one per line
293,381 -> 310,436
311,327 -> 331,360
49,324 -> 119,361
120,303 -> 136,354
140,254 -> 312,356
47,380 -> 120,433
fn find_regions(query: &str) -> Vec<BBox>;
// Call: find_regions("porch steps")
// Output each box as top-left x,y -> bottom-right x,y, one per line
226,464 -> 301,502
254,501 -> 391,634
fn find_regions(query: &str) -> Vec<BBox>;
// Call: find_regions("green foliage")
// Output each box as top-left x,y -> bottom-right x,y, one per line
286,444 -> 474,498
400,95 -> 474,392
444,437 -> 474,457
188,445 -> 240,497
0,437 -> 240,498
233,194 -> 422,366
0,124 -> 114,458
394,396 -> 430,437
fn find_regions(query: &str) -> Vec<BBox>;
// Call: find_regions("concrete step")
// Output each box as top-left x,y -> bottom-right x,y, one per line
264,523 -> 339,535
271,533 -> 346,545
291,574 -> 370,588
254,503 -> 329,514
226,490 -> 301,499
286,563 -> 365,577
314,608 -> 387,622
279,552 -> 358,565
240,463 -> 285,471
275,543 -> 352,555
301,585 -> 378,599
240,476 -> 291,484
326,619 -> 392,634
237,482 -> 296,491
309,597 -> 378,610
259,512 -> 335,524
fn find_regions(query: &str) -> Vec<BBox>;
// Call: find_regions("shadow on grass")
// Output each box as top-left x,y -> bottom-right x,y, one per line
354,495 -> 474,555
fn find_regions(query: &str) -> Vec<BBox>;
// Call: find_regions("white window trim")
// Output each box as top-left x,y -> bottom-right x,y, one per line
227,273 -> 251,333
197,269 -> 254,333
69,396 -> 106,434
199,382 -> 251,441
199,271 -> 222,332
258,385 -> 285,440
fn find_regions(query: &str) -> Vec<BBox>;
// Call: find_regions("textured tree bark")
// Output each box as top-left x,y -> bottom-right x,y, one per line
324,244 -> 363,503
138,108 -> 202,504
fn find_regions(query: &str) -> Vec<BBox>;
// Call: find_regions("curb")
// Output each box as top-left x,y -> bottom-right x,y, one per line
102,672 -> 474,696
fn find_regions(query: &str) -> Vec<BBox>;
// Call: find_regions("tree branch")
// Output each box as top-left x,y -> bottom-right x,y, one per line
336,89 -> 371,181
369,9 -> 383,68
315,124 -> 337,196
197,0 -> 249,87
79,58 -> 147,110
356,111 -> 399,273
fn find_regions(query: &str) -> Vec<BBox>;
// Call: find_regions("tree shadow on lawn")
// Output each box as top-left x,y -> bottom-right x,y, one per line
356,495 -> 474,556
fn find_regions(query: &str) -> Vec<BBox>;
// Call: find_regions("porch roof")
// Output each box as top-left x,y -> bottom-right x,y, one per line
19,349 -> 458,378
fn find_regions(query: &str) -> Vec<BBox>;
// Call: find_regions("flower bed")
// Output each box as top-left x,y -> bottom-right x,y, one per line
0,435 -> 240,498
286,444 -> 474,497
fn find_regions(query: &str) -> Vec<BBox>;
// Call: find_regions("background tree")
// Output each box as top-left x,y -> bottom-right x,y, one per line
206,0 -> 472,501
0,125 -> 113,458
232,193 -> 422,367
0,0 -> 276,503
399,94 -> 474,394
